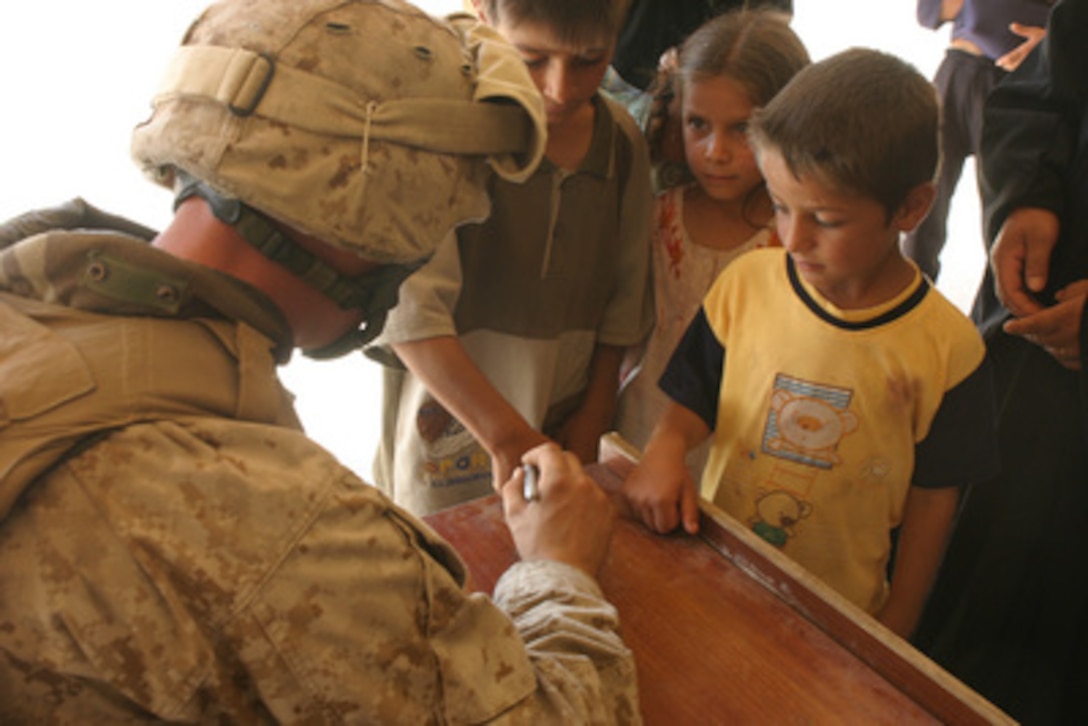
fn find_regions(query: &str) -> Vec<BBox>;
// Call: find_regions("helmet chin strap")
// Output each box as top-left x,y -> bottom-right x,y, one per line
174,174 -> 425,358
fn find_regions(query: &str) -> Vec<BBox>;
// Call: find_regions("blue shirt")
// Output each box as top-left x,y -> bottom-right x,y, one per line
917,0 -> 1053,60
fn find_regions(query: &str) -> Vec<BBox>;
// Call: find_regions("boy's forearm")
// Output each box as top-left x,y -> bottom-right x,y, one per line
391,336 -> 539,458
650,401 -> 712,454
577,344 -> 625,428
626,400 -> 709,534
556,344 -> 625,462
879,485 -> 960,639
637,401 -> 711,481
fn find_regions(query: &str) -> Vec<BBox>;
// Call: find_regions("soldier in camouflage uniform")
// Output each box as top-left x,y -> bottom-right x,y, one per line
0,0 -> 640,722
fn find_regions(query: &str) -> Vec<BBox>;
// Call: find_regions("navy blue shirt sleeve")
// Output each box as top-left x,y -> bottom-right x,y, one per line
913,354 -> 1001,488
658,307 -> 724,431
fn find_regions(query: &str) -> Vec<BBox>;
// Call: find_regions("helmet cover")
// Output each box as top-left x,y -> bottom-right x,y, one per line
132,0 -> 545,265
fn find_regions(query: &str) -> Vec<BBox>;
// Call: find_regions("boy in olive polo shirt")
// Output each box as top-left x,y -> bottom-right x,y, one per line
371,0 -> 654,515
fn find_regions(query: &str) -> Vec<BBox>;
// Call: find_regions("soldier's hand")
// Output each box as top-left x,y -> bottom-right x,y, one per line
502,443 -> 615,577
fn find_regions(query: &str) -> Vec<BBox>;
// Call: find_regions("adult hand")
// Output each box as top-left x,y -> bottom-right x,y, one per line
990,207 -> 1060,318
1004,279 -> 1088,370
502,443 -> 616,577
995,23 -> 1046,72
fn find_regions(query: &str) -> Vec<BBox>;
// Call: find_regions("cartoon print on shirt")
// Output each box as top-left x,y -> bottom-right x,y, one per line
750,487 -> 813,547
763,374 -> 858,468
417,398 -> 492,489
747,374 -> 860,547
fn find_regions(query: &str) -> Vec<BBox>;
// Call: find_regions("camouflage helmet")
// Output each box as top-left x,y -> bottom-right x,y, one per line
131,0 -> 546,266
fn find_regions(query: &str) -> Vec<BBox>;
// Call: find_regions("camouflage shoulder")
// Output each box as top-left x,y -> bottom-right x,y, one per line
0,198 -> 157,250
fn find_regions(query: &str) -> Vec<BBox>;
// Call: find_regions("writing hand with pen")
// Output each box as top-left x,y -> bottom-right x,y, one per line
501,443 -> 617,577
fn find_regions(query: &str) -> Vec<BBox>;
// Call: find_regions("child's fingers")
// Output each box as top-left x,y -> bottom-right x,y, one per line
652,506 -> 676,534
638,505 -> 658,533
681,484 -> 701,535
649,500 -> 682,534
637,503 -> 656,532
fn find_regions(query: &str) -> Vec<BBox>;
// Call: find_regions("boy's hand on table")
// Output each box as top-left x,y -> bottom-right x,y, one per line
624,434 -> 700,536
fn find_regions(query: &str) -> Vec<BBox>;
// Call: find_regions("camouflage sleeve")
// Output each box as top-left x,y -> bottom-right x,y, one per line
0,416 -> 638,723
492,560 -> 642,724
235,473 -> 640,724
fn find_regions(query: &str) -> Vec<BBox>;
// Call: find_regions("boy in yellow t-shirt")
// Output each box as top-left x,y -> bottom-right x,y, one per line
624,48 -> 998,639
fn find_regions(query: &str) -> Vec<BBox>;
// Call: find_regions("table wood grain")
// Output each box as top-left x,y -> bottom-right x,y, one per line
424,434 -> 1012,725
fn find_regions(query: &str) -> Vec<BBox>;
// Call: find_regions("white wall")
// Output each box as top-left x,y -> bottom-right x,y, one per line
0,1 -> 985,477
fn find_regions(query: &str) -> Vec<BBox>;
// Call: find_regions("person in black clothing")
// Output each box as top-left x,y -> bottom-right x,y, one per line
611,0 -> 792,91
901,0 -> 1051,282
914,0 -> 1088,722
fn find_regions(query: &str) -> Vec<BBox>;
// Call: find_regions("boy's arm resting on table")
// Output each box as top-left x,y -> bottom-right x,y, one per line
555,344 -> 625,464
392,336 -> 549,487
374,230 -> 549,485
878,485 -> 960,640
624,401 -> 709,536
370,229 -> 550,485
626,306 -> 725,535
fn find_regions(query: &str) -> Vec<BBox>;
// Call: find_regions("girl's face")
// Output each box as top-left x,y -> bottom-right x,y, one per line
681,75 -> 763,204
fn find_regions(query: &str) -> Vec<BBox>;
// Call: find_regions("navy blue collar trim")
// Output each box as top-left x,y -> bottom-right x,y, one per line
785,254 -> 930,330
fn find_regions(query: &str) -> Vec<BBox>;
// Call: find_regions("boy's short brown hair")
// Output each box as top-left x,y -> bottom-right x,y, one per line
748,47 -> 939,218
480,0 -> 630,47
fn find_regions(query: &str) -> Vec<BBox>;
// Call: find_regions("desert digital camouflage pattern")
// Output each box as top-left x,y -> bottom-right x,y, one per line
0,225 -> 639,722
0,0 -> 638,718
132,0 -> 546,265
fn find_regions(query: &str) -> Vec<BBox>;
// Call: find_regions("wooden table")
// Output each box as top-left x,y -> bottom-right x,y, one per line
425,434 -> 1013,725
